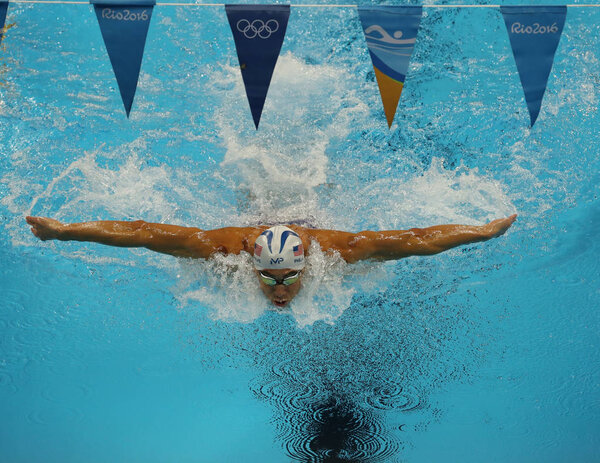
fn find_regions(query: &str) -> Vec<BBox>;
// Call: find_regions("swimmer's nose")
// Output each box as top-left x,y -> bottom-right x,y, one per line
273,285 -> 288,296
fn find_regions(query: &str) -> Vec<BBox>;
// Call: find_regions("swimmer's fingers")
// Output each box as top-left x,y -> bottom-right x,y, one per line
25,215 -> 39,227
25,216 -> 63,241
26,215 -> 46,240
484,214 -> 517,238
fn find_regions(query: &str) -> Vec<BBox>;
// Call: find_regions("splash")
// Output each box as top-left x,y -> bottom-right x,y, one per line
2,51 -> 517,326
172,241 -> 390,327
348,157 -> 516,231
174,252 -> 268,324
206,52 -> 515,230
289,241 -> 394,328
209,52 -> 372,228
2,142 -> 228,248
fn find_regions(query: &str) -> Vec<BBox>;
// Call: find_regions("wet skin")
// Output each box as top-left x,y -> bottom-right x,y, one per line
255,268 -> 303,308
25,215 -> 517,306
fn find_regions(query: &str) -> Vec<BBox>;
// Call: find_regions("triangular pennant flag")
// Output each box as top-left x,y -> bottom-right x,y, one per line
90,0 -> 155,117
501,6 -> 566,127
358,6 -> 422,128
225,4 -> 290,129
0,0 -> 9,44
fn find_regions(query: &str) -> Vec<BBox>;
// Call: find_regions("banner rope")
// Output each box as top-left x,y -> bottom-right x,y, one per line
7,1 -> 600,6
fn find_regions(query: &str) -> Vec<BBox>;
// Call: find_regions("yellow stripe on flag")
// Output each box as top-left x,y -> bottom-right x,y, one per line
374,66 -> 404,128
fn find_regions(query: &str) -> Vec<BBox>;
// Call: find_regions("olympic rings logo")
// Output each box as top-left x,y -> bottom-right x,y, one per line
236,19 -> 279,39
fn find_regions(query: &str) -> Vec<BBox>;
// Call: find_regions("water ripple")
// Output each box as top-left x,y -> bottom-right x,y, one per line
366,383 -> 422,412
283,398 -> 402,463
3,289 -> 30,307
12,327 -> 64,350
26,406 -> 84,425
3,299 -> 27,320
250,360 -> 407,462
0,371 -> 18,394
41,383 -> 90,403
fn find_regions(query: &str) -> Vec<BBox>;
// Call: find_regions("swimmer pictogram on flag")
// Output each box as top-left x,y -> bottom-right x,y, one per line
225,4 -> 290,129
358,6 -> 422,128
501,6 -> 567,127
90,0 -> 155,117
0,0 -> 9,44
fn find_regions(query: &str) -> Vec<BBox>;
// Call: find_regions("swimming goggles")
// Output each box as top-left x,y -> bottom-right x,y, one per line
259,271 -> 301,286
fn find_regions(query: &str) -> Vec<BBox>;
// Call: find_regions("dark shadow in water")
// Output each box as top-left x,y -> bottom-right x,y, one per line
250,363 -> 421,462
299,396 -> 400,463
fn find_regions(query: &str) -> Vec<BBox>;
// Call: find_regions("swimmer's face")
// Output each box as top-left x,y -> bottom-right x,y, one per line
255,268 -> 303,309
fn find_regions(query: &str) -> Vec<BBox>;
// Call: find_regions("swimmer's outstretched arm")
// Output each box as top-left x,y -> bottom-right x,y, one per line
25,216 -> 254,258
312,214 -> 517,263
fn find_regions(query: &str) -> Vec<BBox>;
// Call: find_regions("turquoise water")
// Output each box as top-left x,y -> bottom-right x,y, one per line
1,1 -> 599,462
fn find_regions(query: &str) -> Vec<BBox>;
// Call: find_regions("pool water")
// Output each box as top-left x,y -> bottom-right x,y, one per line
1,1 -> 599,462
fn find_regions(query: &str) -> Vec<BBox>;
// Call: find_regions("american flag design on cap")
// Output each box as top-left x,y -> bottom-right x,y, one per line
293,244 -> 303,256
252,225 -> 305,270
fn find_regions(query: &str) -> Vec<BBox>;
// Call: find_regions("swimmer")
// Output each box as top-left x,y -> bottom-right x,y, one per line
25,214 -> 517,308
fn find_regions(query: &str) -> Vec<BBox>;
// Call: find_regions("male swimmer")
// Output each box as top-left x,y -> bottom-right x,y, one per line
26,215 -> 517,308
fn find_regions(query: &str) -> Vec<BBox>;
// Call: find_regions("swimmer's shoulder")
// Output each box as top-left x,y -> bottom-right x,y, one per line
198,226 -> 267,255
287,225 -> 355,256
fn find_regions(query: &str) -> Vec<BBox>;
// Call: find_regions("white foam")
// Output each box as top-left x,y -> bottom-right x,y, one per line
172,241 -> 389,327
331,157 -> 516,231
289,241 -> 394,328
210,52 -> 371,228
174,252 -> 269,323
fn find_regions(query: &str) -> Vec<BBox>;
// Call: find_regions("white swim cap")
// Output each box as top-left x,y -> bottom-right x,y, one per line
253,226 -> 305,270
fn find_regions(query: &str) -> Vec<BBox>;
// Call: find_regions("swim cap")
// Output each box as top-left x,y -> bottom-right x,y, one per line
253,226 -> 305,270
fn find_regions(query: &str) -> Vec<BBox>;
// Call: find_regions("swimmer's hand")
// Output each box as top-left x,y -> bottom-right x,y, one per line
482,214 -> 517,239
26,216 -> 65,241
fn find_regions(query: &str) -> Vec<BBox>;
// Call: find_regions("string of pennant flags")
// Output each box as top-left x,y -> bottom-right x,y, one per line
0,1 -> 579,127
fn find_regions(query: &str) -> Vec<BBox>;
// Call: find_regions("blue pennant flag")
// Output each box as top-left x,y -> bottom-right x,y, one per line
501,5 -> 566,127
225,4 -> 290,129
358,6 -> 422,128
91,0 -> 155,117
0,0 -> 9,44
